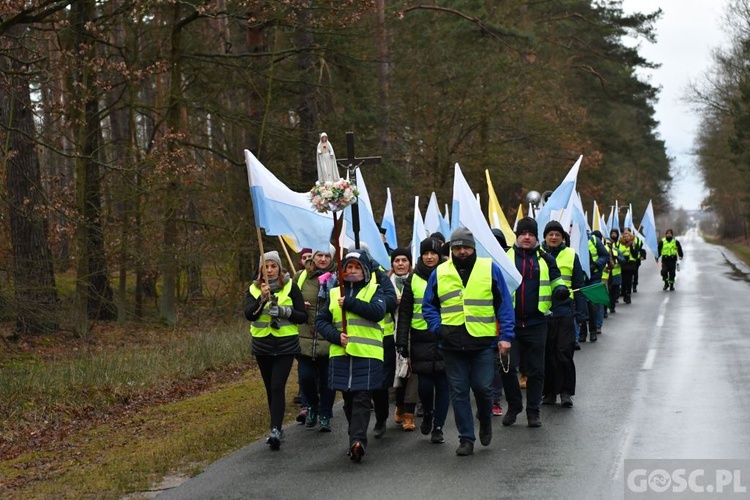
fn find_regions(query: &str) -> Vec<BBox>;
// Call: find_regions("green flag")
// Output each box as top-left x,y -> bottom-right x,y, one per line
576,282 -> 610,306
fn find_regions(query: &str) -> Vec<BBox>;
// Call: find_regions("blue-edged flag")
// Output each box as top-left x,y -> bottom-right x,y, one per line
245,149 -> 333,253
534,156 -> 582,239
639,200 -> 659,259
411,196 -> 429,264
381,187 -> 398,249
343,170 -> 391,269
451,164 -> 521,293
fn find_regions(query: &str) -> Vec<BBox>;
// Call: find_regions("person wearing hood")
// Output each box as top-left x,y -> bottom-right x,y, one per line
244,251 -> 308,450
396,237 -> 449,444
658,229 -> 684,291
293,246 -> 337,432
422,227 -> 515,456
316,250 -> 388,463
501,217 -> 568,428
540,221 -> 586,408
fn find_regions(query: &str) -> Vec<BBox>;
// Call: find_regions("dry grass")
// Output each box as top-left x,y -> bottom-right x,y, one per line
0,320 -> 301,498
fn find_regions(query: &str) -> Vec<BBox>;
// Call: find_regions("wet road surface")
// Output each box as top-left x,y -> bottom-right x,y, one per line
159,232 -> 750,499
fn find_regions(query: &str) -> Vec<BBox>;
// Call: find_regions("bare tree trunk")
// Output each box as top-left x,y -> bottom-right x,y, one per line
296,0 -> 319,185
70,0 -> 116,330
0,26 -> 59,337
185,199 -> 203,298
159,2 -> 187,325
374,0 -> 392,155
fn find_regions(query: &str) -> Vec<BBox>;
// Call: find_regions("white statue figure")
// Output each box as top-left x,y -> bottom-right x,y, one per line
316,132 -> 339,183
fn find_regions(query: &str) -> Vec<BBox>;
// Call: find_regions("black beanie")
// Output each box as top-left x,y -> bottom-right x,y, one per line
543,220 -> 565,238
450,227 -> 476,249
390,247 -> 412,266
592,230 -> 603,240
491,228 -> 508,249
515,217 -> 538,237
430,231 -> 446,243
420,237 -> 442,256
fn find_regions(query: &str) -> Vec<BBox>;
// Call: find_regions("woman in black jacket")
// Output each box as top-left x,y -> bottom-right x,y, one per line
395,238 -> 448,444
245,251 -> 307,450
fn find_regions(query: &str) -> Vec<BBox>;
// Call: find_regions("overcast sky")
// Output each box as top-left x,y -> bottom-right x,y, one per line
622,0 -> 730,211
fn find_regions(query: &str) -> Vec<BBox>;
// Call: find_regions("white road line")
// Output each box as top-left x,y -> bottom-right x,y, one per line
642,349 -> 657,370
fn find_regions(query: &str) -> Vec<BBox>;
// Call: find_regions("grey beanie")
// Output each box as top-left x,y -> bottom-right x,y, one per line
450,227 -> 476,249
264,250 -> 282,269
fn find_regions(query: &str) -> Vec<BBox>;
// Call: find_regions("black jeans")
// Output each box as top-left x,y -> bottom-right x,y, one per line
255,354 -> 295,430
661,257 -> 678,284
297,354 -> 335,417
544,316 -> 576,396
621,269 -> 635,301
342,390 -> 372,447
501,322 -> 547,415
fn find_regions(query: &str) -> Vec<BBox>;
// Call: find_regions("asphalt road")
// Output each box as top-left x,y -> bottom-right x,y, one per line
159,232 -> 750,499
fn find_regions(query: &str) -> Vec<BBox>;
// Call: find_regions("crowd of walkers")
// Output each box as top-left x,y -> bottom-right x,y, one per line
244,221 -> 684,461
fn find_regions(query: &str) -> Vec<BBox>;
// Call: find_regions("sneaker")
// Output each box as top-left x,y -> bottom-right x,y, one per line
420,413 -> 433,435
669,284 -> 675,291
542,394 -> 556,405
266,427 -> 282,450
663,283 -> 669,291
348,440 -> 365,463
394,407 -> 403,425
305,409 -> 318,428
632,286 -> 638,293
430,427 -> 444,444
456,440 -> 474,456
479,419 -> 492,446
319,415 -> 332,432
574,341 -> 581,351
373,421 -> 386,439
296,407 -> 308,424
590,333 -> 598,343
492,402 -> 503,417
560,392 -> 573,408
527,413 -> 542,428
502,408 -> 521,427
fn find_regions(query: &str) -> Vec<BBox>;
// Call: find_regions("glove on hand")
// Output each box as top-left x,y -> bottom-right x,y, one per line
396,346 -> 409,358
278,305 -> 293,319
268,304 -> 281,317
554,287 -> 571,300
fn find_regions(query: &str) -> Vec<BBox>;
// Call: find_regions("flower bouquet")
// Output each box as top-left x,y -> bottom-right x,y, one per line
309,179 -> 359,213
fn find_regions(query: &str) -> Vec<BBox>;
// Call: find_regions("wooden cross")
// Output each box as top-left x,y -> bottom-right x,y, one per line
336,131 -> 381,248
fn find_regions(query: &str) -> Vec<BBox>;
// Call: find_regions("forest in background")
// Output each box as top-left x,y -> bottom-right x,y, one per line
1,0 -> 677,336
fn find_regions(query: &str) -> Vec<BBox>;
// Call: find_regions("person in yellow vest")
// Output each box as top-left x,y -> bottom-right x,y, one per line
315,250 -> 388,463
623,228 -> 646,292
422,227 -> 515,456
501,217 -> 568,429
606,229 -> 627,315
617,231 -> 639,304
387,248 -> 419,432
396,237 -> 448,444
658,229 -> 684,291
292,247 -> 337,432
540,221 -> 586,408
244,251 -> 308,450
